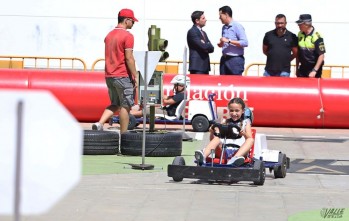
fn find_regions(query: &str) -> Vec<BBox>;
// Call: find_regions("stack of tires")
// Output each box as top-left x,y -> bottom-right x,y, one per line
120,131 -> 183,157
83,130 -> 119,155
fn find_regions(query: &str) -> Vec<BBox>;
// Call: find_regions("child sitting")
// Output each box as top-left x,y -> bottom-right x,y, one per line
194,97 -> 254,166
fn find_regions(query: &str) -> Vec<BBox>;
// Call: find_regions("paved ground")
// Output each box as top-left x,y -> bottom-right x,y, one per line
2,125 -> 349,221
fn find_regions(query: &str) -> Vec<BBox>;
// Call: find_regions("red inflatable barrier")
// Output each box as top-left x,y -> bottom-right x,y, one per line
162,74 -> 349,128
0,69 -> 109,122
0,69 -> 348,128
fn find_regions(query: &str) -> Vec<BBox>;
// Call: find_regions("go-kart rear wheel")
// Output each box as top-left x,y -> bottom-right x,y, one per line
191,116 -> 210,132
253,160 -> 265,186
172,156 -> 185,182
274,153 -> 287,178
128,114 -> 137,130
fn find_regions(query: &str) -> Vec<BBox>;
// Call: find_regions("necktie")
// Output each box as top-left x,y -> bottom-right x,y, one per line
200,29 -> 206,41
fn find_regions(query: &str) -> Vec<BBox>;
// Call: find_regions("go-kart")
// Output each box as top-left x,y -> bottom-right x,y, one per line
110,93 -> 218,132
167,123 -> 289,185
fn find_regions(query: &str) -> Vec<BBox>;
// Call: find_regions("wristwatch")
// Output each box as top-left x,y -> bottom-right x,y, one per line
312,68 -> 318,72
228,40 -> 231,44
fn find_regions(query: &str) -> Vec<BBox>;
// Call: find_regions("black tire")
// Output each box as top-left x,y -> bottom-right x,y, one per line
253,160 -> 265,185
172,156 -> 185,182
191,115 -> 210,132
83,130 -> 119,155
120,131 -> 182,157
274,153 -> 287,178
128,114 -> 138,130
84,145 -> 119,155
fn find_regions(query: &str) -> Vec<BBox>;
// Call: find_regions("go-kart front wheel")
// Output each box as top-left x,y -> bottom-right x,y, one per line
171,156 -> 185,182
274,153 -> 287,178
253,160 -> 265,186
191,116 -> 210,132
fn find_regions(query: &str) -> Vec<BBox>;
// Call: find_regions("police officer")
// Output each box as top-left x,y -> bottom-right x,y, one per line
296,14 -> 326,78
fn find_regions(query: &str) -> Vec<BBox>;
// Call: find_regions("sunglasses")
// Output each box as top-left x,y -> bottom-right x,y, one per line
126,18 -> 135,24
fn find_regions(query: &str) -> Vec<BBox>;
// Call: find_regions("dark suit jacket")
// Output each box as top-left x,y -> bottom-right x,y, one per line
187,25 -> 214,74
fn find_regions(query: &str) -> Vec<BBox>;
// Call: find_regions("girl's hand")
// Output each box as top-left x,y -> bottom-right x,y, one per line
220,118 -> 226,124
239,130 -> 246,137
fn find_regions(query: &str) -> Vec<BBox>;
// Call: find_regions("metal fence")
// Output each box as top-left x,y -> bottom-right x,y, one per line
91,58 -> 349,78
0,55 -> 87,70
244,63 -> 349,78
2,55 -> 348,78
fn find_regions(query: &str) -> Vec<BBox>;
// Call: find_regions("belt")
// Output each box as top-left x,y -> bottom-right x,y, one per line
223,54 -> 243,58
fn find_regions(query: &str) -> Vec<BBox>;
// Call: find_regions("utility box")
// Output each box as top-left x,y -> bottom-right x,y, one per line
138,71 -> 163,105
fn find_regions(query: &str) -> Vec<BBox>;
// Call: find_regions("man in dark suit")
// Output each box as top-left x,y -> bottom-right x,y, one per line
187,11 -> 214,74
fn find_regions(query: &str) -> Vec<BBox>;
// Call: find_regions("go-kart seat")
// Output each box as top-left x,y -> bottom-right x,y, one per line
206,126 -> 256,165
154,99 -> 186,120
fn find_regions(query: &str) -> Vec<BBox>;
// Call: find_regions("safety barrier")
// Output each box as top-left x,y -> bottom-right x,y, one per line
91,58 -> 221,75
0,55 -> 87,71
91,58 -> 186,73
154,60 -> 221,75
2,56 -> 348,78
91,58 -> 104,71
2,69 -> 348,128
91,58 -> 349,78
244,63 -> 349,78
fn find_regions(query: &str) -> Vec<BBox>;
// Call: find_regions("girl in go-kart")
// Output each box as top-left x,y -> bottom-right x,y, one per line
194,97 -> 254,166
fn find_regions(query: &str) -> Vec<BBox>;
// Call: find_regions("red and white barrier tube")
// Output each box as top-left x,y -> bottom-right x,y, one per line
0,69 -> 348,128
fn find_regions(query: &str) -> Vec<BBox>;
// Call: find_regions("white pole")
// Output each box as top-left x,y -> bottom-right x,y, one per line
14,101 -> 23,221
141,51 -> 148,165
182,47 -> 187,131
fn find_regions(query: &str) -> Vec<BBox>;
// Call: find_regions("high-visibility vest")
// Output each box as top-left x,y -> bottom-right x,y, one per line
298,31 -> 321,49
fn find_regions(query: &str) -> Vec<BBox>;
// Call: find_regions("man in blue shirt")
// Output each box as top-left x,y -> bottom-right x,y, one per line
217,5 -> 248,75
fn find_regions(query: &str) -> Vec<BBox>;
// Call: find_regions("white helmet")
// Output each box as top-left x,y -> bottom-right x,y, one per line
170,75 -> 190,86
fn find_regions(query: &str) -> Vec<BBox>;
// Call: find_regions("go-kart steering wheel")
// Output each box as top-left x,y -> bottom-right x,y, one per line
211,123 -> 241,139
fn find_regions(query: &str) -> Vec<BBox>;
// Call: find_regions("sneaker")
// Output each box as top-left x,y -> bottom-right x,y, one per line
227,156 -> 245,166
194,150 -> 205,165
92,122 -> 103,131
